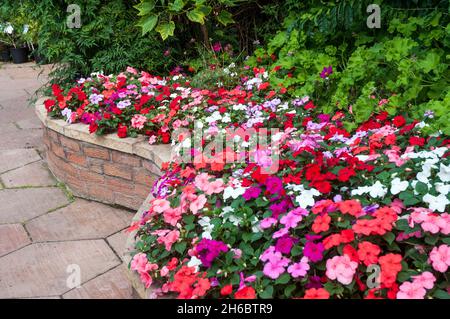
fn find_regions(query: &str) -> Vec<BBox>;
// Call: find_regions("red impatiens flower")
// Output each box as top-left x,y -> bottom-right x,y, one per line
234,286 -> 256,299
339,200 -> 362,216
220,284 -> 233,296
312,214 -> 331,233
117,124 -> 127,138
357,241 -> 381,266
303,288 -> 330,299
392,115 -> 406,127
409,136 -> 425,147
337,167 -> 356,182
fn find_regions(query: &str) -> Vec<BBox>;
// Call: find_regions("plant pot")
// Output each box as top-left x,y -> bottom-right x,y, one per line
10,47 -> 29,64
0,49 -> 10,62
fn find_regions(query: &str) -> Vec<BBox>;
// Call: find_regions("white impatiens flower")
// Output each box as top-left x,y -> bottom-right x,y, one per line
294,187 -> 321,209
390,178 -> 409,195
223,185 -> 247,201
198,216 -> 214,240
369,181 -> 388,198
423,193 -> 449,212
437,163 -> 450,183
187,256 -> 202,271
435,182 -> 450,195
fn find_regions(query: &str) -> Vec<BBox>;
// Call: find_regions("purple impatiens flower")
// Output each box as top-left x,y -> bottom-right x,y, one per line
320,65 -> 333,79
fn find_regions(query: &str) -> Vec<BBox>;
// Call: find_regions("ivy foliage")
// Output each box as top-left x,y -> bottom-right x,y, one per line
246,0 -> 450,134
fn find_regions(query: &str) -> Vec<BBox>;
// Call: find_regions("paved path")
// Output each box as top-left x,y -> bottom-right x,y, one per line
0,62 -> 134,299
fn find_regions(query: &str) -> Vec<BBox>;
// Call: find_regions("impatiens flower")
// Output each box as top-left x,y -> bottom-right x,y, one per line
422,193 -> 449,212
379,253 -> 402,288
326,255 -> 358,285
280,207 -> 307,229
117,99 -> 131,109
320,65 -> 333,79
303,288 -> 330,299
288,257 -> 310,278
397,282 -> 426,299
163,207 -> 182,226
220,284 -> 233,296
242,186 -> 261,200
312,214 -> 331,233
390,177 -> 409,195
234,286 -> 256,299
303,241 -> 324,263
411,271 -> 436,290
196,239 -> 228,268
275,236 -> 296,254
131,114 -> 147,129
357,241 -> 381,266
265,176 -> 283,194
260,217 -> 277,229
429,244 -> 450,273
339,200 -> 362,216
190,194 -> 207,214
157,230 -> 180,251
152,198 -> 171,213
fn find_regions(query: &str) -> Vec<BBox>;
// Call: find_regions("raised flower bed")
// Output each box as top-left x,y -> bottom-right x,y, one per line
42,67 -> 449,299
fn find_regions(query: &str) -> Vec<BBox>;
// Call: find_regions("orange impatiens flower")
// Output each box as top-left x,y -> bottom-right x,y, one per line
303,288 -> 330,299
339,199 -> 362,216
312,214 -> 331,233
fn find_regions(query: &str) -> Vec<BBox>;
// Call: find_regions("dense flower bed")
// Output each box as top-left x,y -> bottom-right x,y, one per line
124,68 -> 449,299
45,66 -> 449,299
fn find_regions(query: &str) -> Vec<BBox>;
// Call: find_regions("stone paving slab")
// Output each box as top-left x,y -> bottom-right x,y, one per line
26,199 -> 133,242
0,187 -> 70,223
0,224 -> 31,257
62,264 -> 133,299
107,230 -> 129,261
1,161 -> 56,188
0,148 -> 41,174
0,240 -> 120,298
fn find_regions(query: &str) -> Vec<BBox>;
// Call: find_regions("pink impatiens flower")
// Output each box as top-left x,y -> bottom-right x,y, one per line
152,198 -> 171,213
131,114 -> 147,129
429,244 -> 450,273
163,207 -> 182,226
190,194 -> 207,214
397,281 -> 426,299
287,257 -> 310,278
411,271 -> 436,290
326,255 -> 358,285
157,230 -> 180,251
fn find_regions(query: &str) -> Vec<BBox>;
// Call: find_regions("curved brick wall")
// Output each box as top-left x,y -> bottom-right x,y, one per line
36,99 -> 171,210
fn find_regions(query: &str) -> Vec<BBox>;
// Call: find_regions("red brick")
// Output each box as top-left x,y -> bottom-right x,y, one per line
134,183 -> 153,199
60,135 -> 81,152
111,150 -> 141,167
133,168 -> 156,186
84,146 -> 110,160
88,158 -> 104,174
104,163 -> 132,180
51,142 -> 65,158
79,170 -> 105,184
86,184 -> 114,203
105,176 -> 135,196
66,151 -> 88,167
49,152 -> 80,178
114,193 -> 142,210
47,129 -> 60,143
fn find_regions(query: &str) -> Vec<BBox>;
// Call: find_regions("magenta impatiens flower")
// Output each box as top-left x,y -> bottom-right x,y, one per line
303,241 -> 325,262
196,238 -> 229,268
275,236 -> 297,254
265,176 -> 283,194
243,187 -> 261,200
320,65 -> 333,79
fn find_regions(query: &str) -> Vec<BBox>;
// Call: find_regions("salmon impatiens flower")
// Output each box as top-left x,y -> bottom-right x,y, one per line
303,288 -> 330,299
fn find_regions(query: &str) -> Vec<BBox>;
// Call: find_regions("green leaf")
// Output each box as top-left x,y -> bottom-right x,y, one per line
169,0 -> 185,12
284,284 -> 296,297
259,285 -> 273,299
415,181 -> 428,195
174,241 -> 187,254
137,14 -> 158,35
383,232 -> 396,245
156,21 -> 175,40
134,1 -> 156,16
216,10 -> 234,26
424,235 -> 439,246
275,273 -> 290,285
186,8 -> 207,24
433,289 -> 450,299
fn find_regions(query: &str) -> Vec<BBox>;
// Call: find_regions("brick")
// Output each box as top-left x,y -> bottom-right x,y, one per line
104,163 -> 132,180
134,168 -> 157,186
114,193 -> 143,209
50,153 -> 80,179
59,135 -> 81,152
111,150 -> 141,167
66,151 -> 88,167
134,183 -> 153,199
88,158 -> 104,174
105,176 -> 135,196
84,146 -> 110,160
86,184 -> 115,203
79,169 -> 105,184
51,141 -> 65,158
142,160 -> 162,176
